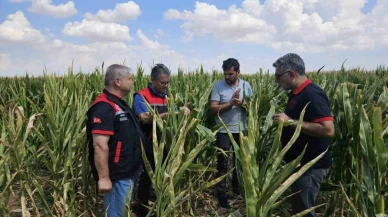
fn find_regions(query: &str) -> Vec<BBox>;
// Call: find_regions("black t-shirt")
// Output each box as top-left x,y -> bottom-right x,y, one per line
281,79 -> 333,169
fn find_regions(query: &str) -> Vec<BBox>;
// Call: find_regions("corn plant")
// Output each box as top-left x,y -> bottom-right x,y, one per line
0,64 -> 387,216
219,95 -> 325,216
0,105 -> 41,216
139,92 -> 228,217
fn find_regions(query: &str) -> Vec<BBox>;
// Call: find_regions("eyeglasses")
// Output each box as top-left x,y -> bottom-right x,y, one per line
275,70 -> 290,80
158,81 -> 169,86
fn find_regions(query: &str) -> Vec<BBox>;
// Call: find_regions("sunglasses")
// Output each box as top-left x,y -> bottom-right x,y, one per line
275,70 -> 291,80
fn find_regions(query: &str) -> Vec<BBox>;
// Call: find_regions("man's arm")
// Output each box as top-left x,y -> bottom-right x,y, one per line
138,112 -> 169,124
208,88 -> 242,116
134,93 -> 173,124
292,119 -> 334,137
273,113 -> 335,138
294,91 -> 335,138
208,100 -> 234,116
93,134 -> 112,193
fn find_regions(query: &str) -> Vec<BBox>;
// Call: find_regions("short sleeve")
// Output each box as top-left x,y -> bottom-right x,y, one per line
134,94 -> 150,115
305,91 -> 333,123
245,82 -> 253,96
210,83 -> 220,102
89,102 -> 115,135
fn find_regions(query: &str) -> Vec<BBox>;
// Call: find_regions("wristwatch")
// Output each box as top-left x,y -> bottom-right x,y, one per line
288,119 -> 296,128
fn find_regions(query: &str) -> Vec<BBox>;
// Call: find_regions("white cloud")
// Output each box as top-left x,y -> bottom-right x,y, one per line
1,1 -> 387,76
154,29 -> 164,38
84,1 -> 141,23
137,29 -> 161,49
132,30 -> 193,69
0,40 -> 132,76
164,2 -> 276,44
0,11 -> 46,44
164,9 -> 192,20
62,19 -> 132,42
0,27 -> 197,76
28,0 -> 77,18
164,0 -> 388,52
131,30 -> 192,71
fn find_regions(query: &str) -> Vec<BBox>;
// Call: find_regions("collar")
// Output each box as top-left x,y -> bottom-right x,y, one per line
293,79 -> 312,95
148,83 -> 168,98
103,89 -> 122,100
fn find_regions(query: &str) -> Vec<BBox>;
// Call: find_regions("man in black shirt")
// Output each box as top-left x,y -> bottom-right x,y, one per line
86,64 -> 144,217
272,53 -> 335,217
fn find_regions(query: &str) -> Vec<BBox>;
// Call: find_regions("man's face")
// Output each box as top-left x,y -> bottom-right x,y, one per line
119,72 -> 134,94
151,73 -> 170,94
224,67 -> 240,85
275,67 -> 293,91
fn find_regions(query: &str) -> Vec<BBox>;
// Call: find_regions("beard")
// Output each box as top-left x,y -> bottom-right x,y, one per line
225,78 -> 236,84
279,83 -> 291,91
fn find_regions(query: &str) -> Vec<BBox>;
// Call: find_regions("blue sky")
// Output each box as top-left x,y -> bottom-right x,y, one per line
0,0 -> 387,76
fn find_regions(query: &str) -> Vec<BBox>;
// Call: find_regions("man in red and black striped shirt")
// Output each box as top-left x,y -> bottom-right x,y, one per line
272,53 -> 335,217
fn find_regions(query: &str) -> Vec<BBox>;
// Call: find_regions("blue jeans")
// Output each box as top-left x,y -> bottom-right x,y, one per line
290,167 -> 328,217
103,166 -> 142,217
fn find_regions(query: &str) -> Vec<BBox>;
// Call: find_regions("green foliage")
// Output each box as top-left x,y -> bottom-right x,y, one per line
0,65 -> 387,216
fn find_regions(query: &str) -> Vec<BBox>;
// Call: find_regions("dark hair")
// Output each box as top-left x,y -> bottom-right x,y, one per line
151,63 -> 171,79
272,53 -> 305,75
222,58 -> 240,72
104,64 -> 131,86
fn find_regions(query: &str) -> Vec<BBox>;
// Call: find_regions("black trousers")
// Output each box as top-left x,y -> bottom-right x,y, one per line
135,153 -> 155,216
216,132 -> 240,202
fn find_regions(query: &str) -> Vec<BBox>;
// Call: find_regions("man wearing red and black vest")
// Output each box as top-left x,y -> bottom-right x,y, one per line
133,64 -> 189,216
272,53 -> 335,217
86,64 -> 144,217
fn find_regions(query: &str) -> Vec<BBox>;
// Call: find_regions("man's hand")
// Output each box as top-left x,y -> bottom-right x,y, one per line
139,112 -> 153,124
183,102 -> 191,115
273,113 -> 291,123
232,88 -> 241,98
230,89 -> 243,106
230,98 -> 243,106
98,177 -> 112,194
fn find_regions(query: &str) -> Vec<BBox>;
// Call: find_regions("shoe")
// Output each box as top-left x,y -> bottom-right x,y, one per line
218,198 -> 231,209
130,200 -> 138,211
135,206 -> 150,217
232,188 -> 240,196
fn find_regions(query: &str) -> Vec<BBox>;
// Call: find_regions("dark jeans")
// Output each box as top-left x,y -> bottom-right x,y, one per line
135,153 -> 155,217
290,167 -> 329,217
216,132 -> 240,202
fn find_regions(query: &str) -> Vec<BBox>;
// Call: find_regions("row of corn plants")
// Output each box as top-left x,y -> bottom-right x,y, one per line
0,64 -> 387,216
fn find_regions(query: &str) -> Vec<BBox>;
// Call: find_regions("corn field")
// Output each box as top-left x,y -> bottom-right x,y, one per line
0,64 -> 387,217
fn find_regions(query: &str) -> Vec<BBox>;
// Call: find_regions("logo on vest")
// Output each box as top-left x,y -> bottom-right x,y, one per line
119,113 -> 128,121
289,99 -> 297,109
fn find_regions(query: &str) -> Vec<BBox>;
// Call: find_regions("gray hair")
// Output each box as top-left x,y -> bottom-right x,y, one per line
273,53 -> 305,75
104,64 -> 131,86
151,63 -> 171,79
